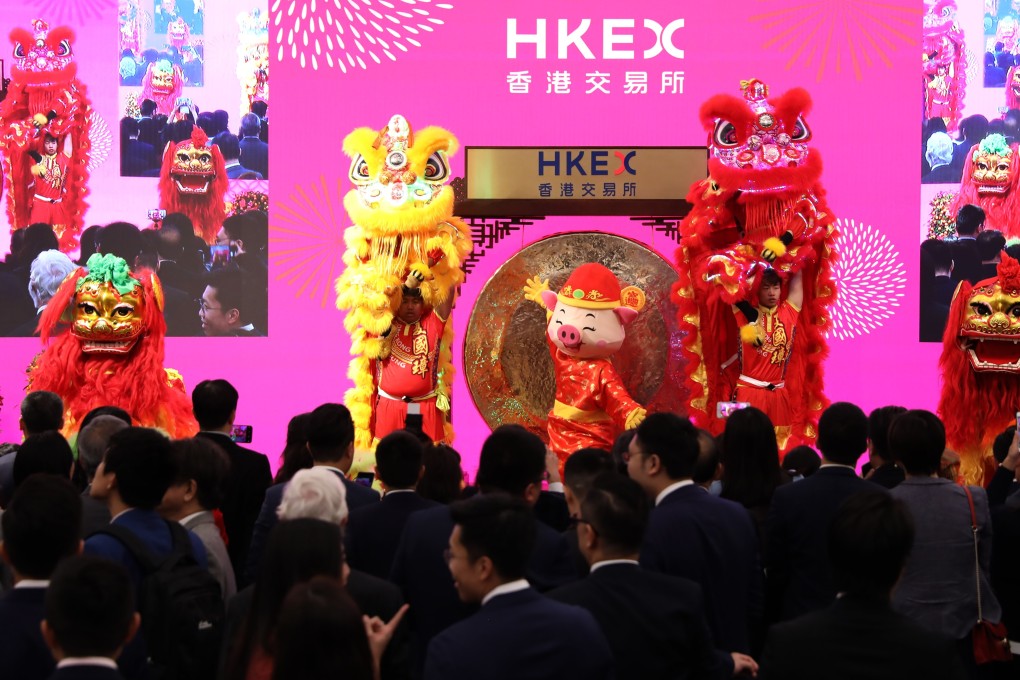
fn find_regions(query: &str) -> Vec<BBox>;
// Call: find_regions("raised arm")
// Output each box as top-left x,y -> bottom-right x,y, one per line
787,271 -> 804,311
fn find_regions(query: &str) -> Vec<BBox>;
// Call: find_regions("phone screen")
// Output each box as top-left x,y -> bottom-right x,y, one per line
230,424 -> 252,443
355,472 -> 375,488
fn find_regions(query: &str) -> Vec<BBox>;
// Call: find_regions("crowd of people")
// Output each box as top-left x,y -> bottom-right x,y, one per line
0,214 -> 268,337
0,380 -> 1017,679
121,100 -> 269,179
921,114 -> 1010,185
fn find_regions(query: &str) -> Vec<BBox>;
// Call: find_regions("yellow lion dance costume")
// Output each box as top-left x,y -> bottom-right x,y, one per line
335,114 -> 472,452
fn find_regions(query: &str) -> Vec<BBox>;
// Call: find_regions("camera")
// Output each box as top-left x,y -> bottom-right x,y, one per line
147,208 -> 166,221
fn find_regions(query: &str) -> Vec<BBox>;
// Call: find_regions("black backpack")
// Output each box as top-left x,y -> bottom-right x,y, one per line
96,520 -> 225,680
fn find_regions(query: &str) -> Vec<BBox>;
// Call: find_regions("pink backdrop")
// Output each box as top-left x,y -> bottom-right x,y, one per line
0,0 -> 925,478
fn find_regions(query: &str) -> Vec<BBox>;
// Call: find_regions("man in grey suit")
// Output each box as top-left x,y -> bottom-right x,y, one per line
888,409 -> 1001,668
159,437 -> 236,601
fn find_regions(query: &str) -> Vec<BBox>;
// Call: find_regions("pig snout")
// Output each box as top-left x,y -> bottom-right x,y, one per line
557,324 -> 583,348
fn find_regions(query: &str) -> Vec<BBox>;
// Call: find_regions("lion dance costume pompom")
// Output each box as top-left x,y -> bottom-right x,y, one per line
335,114 -> 473,450
923,0 -> 967,133
671,79 -> 838,450
0,18 -> 92,252
158,125 -> 227,244
938,253 -> 1020,484
950,134 -> 1020,235
27,253 -> 198,438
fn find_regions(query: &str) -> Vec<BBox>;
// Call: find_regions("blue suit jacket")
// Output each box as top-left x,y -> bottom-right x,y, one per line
244,468 -> 380,583
346,491 -> 439,579
0,586 -> 52,680
424,587 -> 613,680
238,137 -> 269,178
83,508 -> 207,680
765,467 -> 882,622
640,484 -> 762,654
391,503 -> 576,676
84,508 -> 208,591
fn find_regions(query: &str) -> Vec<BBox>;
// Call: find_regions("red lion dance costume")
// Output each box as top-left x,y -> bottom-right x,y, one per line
158,126 -> 227,244
672,79 -> 838,450
923,0 -> 967,133
939,253 -> 1020,484
950,133 -> 1020,235
335,114 -> 473,456
0,18 -> 91,251
140,58 -> 184,117
1007,65 -> 1020,111
27,253 -> 198,438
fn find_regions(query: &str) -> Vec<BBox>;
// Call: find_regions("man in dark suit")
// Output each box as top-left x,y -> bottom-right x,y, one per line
630,412 -> 762,657
391,425 -> 576,676
0,476 -> 82,680
557,447 -> 617,577
244,403 -> 379,583
211,131 -> 263,179
949,204 -> 984,283
76,416 -> 125,537
761,491 -> 966,680
42,556 -> 139,680
0,390 -> 64,507
346,430 -> 438,579
237,113 -> 268,179
864,406 -> 906,489
193,379 -> 271,584
83,427 -> 205,679
119,117 -> 157,177
920,239 -> 958,342
551,473 -> 749,680
424,494 -> 613,680
766,402 -> 882,623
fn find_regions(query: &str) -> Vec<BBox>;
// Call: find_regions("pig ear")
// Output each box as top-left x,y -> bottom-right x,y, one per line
614,306 -> 638,325
540,290 -> 558,311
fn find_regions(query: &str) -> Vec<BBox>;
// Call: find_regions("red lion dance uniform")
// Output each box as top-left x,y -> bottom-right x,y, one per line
335,114 -> 473,454
28,253 -> 198,438
939,253 -> 1020,484
671,79 -> 838,450
950,134 -> 1020,235
923,0 -> 967,133
158,126 -> 227,244
0,18 -> 91,251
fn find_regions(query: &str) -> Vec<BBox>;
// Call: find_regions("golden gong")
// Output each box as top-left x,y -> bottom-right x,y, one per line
463,232 -> 686,441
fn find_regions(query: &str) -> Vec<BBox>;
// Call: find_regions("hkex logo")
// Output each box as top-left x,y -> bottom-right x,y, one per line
537,150 -> 637,176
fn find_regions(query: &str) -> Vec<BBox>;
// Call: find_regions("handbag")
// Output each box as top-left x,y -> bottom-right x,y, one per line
962,485 -> 1012,664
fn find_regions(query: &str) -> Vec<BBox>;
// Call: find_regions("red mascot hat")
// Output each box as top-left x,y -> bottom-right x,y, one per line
558,263 -> 645,311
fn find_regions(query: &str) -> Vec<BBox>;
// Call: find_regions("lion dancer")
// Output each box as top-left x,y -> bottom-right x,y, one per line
923,0 -> 967,133
732,268 -> 804,449
26,132 -> 70,230
158,126 -> 227,244
0,18 -> 92,251
335,114 -> 472,458
27,253 -> 198,438
373,271 -> 455,443
950,133 -> 1020,235
939,253 -> 1020,483
672,78 -> 837,451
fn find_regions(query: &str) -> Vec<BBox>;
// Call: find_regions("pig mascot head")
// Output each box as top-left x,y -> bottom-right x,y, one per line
539,263 -> 646,358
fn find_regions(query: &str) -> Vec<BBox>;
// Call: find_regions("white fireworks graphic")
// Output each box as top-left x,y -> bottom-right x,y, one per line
86,111 -> 111,173
271,0 -> 454,71
827,218 -> 907,341
269,176 -> 347,308
27,0 -> 113,24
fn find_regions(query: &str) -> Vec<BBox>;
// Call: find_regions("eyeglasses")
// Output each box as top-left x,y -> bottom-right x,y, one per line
197,300 -> 221,313
567,516 -> 600,536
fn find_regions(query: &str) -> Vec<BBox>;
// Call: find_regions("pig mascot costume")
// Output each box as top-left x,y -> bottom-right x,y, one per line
523,263 -> 647,468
